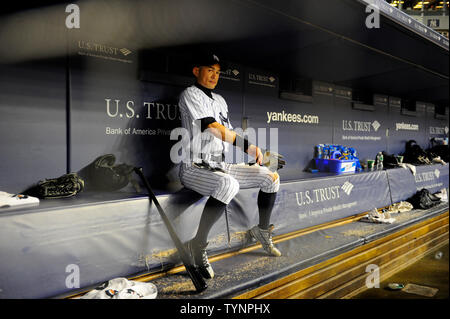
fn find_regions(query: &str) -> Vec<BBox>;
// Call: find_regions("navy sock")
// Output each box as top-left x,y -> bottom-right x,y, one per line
193,196 -> 227,246
257,190 -> 277,230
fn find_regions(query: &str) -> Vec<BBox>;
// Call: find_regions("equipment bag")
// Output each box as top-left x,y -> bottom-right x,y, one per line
78,154 -> 139,192
407,188 -> 441,210
382,151 -> 400,169
402,140 -> 432,165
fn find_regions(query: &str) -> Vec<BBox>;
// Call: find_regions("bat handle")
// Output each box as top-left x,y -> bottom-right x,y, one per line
134,167 -> 155,197
186,265 -> 208,292
134,166 -> 144,178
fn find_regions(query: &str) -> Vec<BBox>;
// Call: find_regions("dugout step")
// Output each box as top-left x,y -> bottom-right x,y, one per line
145,202 -> 449,299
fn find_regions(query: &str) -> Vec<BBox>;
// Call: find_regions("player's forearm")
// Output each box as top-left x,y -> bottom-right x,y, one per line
206,122 -> 236,144
206,121 -> 262,163
206,121 -> 254,154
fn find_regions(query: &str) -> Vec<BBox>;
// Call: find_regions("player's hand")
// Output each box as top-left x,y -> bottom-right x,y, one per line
246,144 -> 263,165
262,150 -> 286,171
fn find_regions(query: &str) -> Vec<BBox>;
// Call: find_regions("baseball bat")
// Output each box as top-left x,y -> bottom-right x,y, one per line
133,167 -> 207,293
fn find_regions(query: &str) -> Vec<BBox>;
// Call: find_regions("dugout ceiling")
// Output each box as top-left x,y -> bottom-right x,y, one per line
0,0 -> 448,106
162,0 -> 449,107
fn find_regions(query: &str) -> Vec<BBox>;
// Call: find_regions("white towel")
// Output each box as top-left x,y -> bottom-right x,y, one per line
398,163 -> 416,176
80,277 -> 157,299
0,191 -> 39,208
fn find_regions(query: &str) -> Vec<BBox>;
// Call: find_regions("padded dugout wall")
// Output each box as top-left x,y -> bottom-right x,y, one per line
0,1 -> 449,193
0,54 -> 448,192
332,84 -> 389,161
68,44 -> 187,191
0,61 -> 67,194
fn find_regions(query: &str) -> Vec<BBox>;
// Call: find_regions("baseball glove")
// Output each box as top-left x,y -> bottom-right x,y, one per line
262,150 -> 286,171
24,173 -> 85,199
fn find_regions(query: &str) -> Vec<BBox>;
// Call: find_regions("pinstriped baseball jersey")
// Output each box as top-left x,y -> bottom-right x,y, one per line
178,85 -> 232,167
177,84 -> 280,204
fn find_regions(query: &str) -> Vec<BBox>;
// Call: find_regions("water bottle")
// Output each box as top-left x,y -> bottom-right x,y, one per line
379,152 -> 384,170
315,144 -> 323,159
323,145 -> 330,159
376,153 -> 381,170
376,152 -> 383,170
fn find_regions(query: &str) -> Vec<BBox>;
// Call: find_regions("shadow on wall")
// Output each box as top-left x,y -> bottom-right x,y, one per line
113,97 -> 184,192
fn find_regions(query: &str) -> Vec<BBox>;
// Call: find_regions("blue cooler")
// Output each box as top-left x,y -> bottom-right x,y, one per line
315,158 -> 356,174
315,158 -> 328,171
328,159 -> 357,174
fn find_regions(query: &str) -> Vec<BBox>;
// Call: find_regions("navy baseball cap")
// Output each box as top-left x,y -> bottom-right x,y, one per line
194,52 -> 227,69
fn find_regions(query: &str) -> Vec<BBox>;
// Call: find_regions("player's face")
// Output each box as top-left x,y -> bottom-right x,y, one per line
194,64 -> 221,89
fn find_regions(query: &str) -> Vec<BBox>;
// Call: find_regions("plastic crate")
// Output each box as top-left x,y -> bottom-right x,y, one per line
315,158 -> 357,174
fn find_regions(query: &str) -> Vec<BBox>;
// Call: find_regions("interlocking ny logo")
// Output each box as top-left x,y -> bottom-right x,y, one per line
341,181 -> 354,195
372,120 -> 381,132
120,48 -> 132,56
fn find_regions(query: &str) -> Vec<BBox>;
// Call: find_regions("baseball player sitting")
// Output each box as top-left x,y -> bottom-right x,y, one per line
177,52 -> 285,279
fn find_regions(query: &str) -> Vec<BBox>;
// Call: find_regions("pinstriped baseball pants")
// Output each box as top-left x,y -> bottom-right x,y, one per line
180,163 -> 280,204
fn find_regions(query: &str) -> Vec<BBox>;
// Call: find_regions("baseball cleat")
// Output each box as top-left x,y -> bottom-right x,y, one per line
249,224 -> 281,257
186,239 -> 214,279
